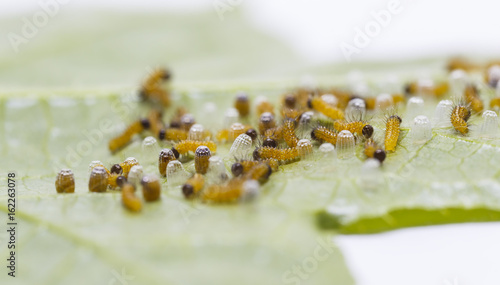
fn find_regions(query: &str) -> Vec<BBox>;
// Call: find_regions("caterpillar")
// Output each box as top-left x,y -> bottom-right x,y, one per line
333,120 -> 368,136
311,126 -> 338,145
364,139 -> 386,163
384,115 -> 402,152
173,140 -> 217,155
201,178 -> 244,203
139,68 -> 171,107
464,84 -> 483,113
122,183 -> 142,212
108,119 -> 146,153
231,159 -> 279,177
282,119 -> 299,147
182,173 -> 205,199
308,96 -> 344,120
234,92 -> 250,117
450,103 -> 471,135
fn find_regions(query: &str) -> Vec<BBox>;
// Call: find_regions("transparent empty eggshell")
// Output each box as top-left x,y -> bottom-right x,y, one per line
433,100 -> 453,127
411,115 -> 432,144
128,165 -> 143,186
336,130 -> 355,159
229,134 -> 253,158
166,160 -> 189,186
188,124 -> 205,141
480,110 -> 499,138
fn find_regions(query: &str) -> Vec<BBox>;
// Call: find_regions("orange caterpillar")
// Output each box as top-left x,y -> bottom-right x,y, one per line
364,139 -> 386,163
490,97 -> 500,109
108,120 -> 145,153
201,178 -> 244,203
231,159 -> 279,177
308,97 -> 344,120
216,124 -> 252,142
451,103 -> 471,135
147,109 -> 164,137
384,115 -> 402,152
333,120 -> 367,136
182,174 -> 205,199
253,145 -> 309,162
282,119 -> 299,147
120,158 -> 140,178
256,100 -> 275,116
122,183 -> 142,212
173,140 -> 217,155
139,68 -> 171,107
463,85 -> 483,113
405,81 -> 448,97
159,128 -> 188,141
244,162 -> 272,184
311,126 -> 338,145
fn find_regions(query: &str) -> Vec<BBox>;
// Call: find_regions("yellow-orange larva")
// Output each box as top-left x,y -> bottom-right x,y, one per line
182,173 -> 205,199
308,97 -> 344,120
158,148 -> 177,177
140,68 -> 171,107
201,178 -> 244,203
108,120 -> 145,153
364,139 -> 386,163
194,146 -> 211,174
282,119 -> 299,147
256,100 -> 274,116
122,183 -> 142,212
147,109 -> 165,137
384,115 -> 402,152
55,169 -> 75,193
311,126 -> 338,145
334,120 -> 367,136
174,140 -> 217,155
244,163 -> 272,184
234,92 -> 250,117
404,81 -> 448,97
231,159 -> 279,177
253,146 -> 301,162
259,112 -> 276,134
464,84 -> 483,113
120,157 -> 140,179
490,97 -> 500,109
158,128 -> 188,141
141,175 -> 161,202
89,166 -> 109,192
451,104 -> 471,135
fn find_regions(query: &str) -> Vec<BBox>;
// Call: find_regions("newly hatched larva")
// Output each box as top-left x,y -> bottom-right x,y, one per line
141,175 -> 161,202
231,159 -> 279,177
108,164 -> 123,189
147,109 -> 164,137
264,126 -> 283,141
182,173 -> 205,199
490,97 -> 500,109
333,120 -> 368,136
108,119 -> 148,153
308,97 -> 344,120
139,68 -> 171,107
120,157 -> 140,178
89,166 -> 109,192
173,140 -> 217,155
216,124 -> 252,142
201,178 -> 244,203
283,94 -> 297,109
244,162 -> 272,184
253,146 -> 301,162
158,128 -> 188,141
404,81 -> 448,97
259,112 -> 276,134
55,169 -> 75,193
463,84 -> 483,113
180,114 -> 196,132
194,146 -> 211,174
256,99 -> 274,116
122,183 -> 142,212
384,115 -> 402,152
234,92 -> 250,117
364,139 -> 386,163
282,119 -> 299,147
158,148 -> 177,177
311,126 -> 338,145
450,103 -> 471,135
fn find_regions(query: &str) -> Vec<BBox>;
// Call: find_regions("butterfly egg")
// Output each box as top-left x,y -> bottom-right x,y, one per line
187,124 -> 205,141
480,110 -> 499,138
224,108 -> 239,128
158,148 -> 176,177
206,156 -> 228,184
449,69 -> 468,96
194,146 -> 211,174
234,92 -> 250,117
180,113 -> 195,132
141,136 -> 159,163
311,126 -> 337,145
405,97 -> 424,123
487,65 -> 500,87
166,160 -> 189,186
411,115 -> 432,144
128,165 -> 143,186
433,100 -> 453,127
121,183 -> 142,212
229,134 -> 253,158
256,97 -> 274,116
88,160 -> 104,175
308,97 -> 344,120
336,130 -> 355,159
89,166 -> 108,192
299,111 -> 314,125
182,173 -> 205,199
318,143 -> 336,158
283,119 -> 299,148
284,93 -> 297,109
321,94 -> 338,106
55,169 -> 75,193
259,112 -> 276,134
297,139 -> 313,158
141,175 -> 161,202
451,104 -> 471,135
121,157 -> 139,178
346,98 -> 366,119
384,115 -> 402,152
228,123 -> 246,141
240,180 -> 260,202
375,93 -> 393,110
